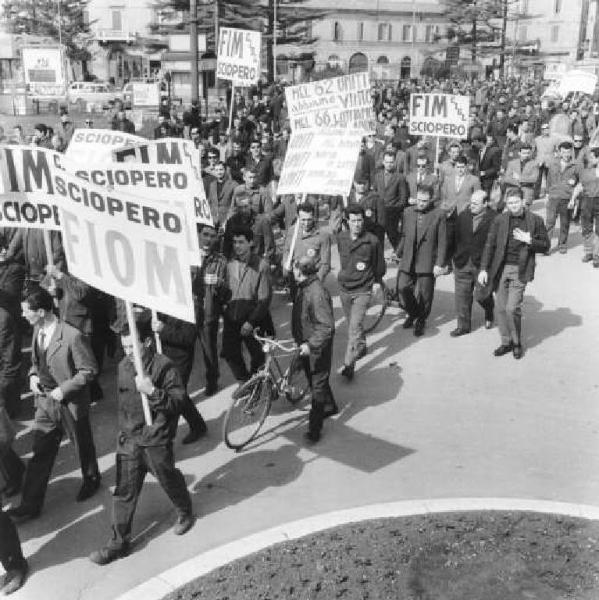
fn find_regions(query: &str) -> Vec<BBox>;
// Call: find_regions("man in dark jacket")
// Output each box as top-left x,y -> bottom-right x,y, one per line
292,256 -> 336,444
396,184 -> 447,338
478,188 -> 550,359
222,227 -> 272,382
450,190 -> 496,337
0,511 -> 27,594
8,288 -> 100,522
336,206 -> 385,380
89,321 -> 195,565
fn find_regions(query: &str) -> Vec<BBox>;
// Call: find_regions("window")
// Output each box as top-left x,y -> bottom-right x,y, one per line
554,0 -> 561,13
378,23 -> 391,41
551,24 -> 559,42
519,25 -> 527,42
425,25 -> 439,43
111,9 -> 122,31
333,21 -> 342,41
377,55 -> 389,64
402,24 -> 413,42
357,22 -> 364,41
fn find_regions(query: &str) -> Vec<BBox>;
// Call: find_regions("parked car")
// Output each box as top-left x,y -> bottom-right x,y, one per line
66,81 -> 123,110
122,80 -> 169,109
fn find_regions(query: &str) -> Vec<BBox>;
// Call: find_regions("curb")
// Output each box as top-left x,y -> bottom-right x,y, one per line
116,497 -> 599,600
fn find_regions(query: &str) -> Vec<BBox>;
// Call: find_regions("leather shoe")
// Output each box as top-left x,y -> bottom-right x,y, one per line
355,345 -> 368,360
493,343 -> 513,357
594,258 -> 599,268
204,382 -> 219,397
323,404 -> 339,418
182,420 -> 207,444
512,344 -> 523,359
76,476 -> 101,502
582,253 -> 594,263
0,561 -> 28,595
413,319 -> 425,337
6,505 -> 40,522
403,315 -> 416,329
450,327 -> 470,337
173,513 -> 195,536
89,544 -> 129,566
558,246 -> 567,254
340,364 -> 354,381
303,430 -> 321,444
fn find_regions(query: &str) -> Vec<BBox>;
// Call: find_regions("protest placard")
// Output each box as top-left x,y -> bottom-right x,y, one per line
216,27 -> 261,86
112,138 -> 213,227
65,129 -> 147,164
0,145 -> 61,230
276,128 -> 363,197
66,159 -> 202,265
285,72 -> 376,133
409,93 -> 470,139
132,82 -> 160,107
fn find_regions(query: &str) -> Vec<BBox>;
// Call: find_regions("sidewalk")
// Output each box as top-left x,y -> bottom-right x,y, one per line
7,220 -> 599,600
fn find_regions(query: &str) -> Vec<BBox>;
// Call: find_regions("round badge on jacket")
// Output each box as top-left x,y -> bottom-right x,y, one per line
307,248 -> 316,257
356,261 -> 366,271
568,179 -> 575,186
365,209 -> 373,218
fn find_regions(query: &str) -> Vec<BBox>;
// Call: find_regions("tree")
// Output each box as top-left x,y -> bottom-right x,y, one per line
3,0 -> 94,65
153,0 -> 327,81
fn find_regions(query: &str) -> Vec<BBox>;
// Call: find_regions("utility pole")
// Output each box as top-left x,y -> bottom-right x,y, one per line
190,0 -> 199,103
499,0 -> 508,78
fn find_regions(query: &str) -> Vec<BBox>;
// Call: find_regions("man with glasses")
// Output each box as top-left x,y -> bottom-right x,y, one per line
336,206 -> 385,380
406,155 -> 439,205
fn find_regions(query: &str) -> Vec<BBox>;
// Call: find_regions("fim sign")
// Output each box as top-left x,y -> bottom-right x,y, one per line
409,93 -> 470,139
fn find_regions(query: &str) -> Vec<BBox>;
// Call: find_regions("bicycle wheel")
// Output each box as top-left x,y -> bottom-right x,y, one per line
363,281 -> 389,334
223,375 -> 274,450
284,352 -> 311,405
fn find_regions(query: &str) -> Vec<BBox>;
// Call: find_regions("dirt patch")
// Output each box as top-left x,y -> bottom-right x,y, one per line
165,511 -> 599,600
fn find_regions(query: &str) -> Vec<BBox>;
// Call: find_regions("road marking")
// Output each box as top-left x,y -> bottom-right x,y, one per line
115,497 -> 599,600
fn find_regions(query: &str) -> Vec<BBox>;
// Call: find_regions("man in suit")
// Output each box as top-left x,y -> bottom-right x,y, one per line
395,184 -> 447,337
503,143 -> 539,207
406,155 -> 439,206
450,190 -> 496,337
0,511 -> 27,594
473,133 -> 502,196
8,288 -> 100,521
373,151 -> 408,248
440,155 -> 481,262
478,188 -> 550,359
207,161 -> 236,230
353,138 -> 376,189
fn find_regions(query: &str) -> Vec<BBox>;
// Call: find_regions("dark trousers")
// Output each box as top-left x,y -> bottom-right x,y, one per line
108,445 -> 192,550
396,271 -> 436,322
221,318 -> 265,382
581,196 -> 599,256
20,399 -> 99,511
300,343 -> 335,436
0,510 -> 25,571
534,164 -> 548,199
546,197 -> 571,248
198,321 -> 220,387
445,215 -> 457,262
0,448 -> 24,494
453,260 -> 494,330
385,206 -> 403,249
0,307 -> 22,418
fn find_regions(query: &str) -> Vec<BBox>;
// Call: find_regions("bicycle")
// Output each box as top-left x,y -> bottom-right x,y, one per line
222,332 -> 311,451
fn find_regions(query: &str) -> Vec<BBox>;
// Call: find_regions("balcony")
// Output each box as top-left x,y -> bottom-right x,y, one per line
95,29 -> 137,43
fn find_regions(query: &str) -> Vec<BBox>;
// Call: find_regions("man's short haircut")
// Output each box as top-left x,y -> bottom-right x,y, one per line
34,123 -> 47,135
558,140 -> 573,150
519,143 -> 532,151
197,222 -> 216,235
455,155 -> 468,166
449,141 -> 461,150
24,288 -> 54,312
416,184 -> 434,198
231,226 -> 254,242
354,176 -> 369,186
383,150 -> 396,160
471,189 -> 488,204
297,202 -> 315,215
505,187 -> 524,200
507,123 -> 519,134
347,205 -> 365,218
120,317 -> 153,341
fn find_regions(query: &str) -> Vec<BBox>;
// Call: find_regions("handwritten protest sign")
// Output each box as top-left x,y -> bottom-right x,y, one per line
112,138 -> 213,227
277,128 -> 363,197
216,27 -> 261,86
558,70 -> 598,97
0,145 -> 194,321
65,129 -> 147,164
285,72 -> 376,133
409,93 -> 470,139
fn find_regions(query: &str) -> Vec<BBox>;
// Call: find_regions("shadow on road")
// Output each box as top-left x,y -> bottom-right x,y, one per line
523,296 -> 583,349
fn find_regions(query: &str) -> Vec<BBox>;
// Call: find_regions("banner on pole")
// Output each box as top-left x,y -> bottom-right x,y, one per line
277,128 -> 363,197
112,138 -> 213,227
409,93 -> 470,139
65,129 -> 147,164
216,27 -> 261,86
285,72 -> 376,133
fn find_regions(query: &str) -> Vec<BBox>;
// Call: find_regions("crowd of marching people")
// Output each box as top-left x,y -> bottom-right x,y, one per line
0,72 -> 598,592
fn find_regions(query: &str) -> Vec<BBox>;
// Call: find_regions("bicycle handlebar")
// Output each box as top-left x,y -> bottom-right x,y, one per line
253,330 -> 298,353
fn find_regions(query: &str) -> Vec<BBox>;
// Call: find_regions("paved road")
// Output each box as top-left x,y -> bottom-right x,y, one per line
6,212 -> 599,600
